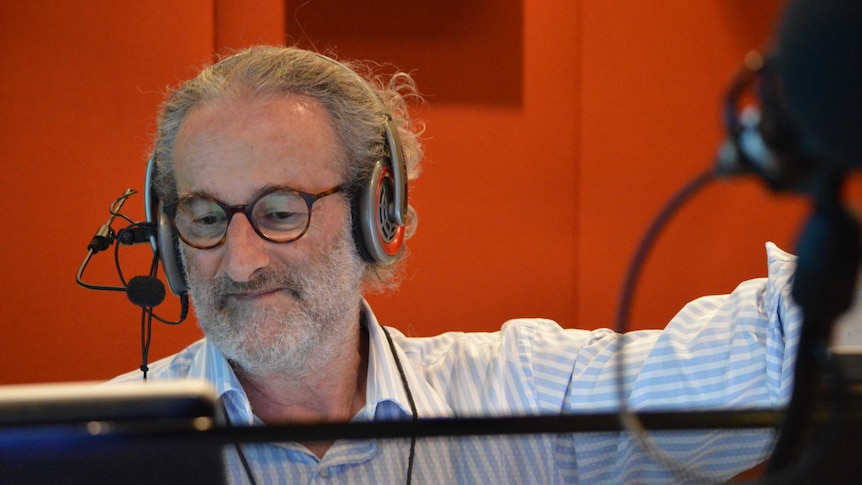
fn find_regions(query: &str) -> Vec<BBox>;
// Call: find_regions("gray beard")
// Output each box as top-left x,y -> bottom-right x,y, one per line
183,224 -> 365,379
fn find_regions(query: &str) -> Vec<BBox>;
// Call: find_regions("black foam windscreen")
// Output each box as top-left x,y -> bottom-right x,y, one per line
126,276 -> 166,308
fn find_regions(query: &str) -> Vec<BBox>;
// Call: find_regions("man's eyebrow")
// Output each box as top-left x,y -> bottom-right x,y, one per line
181,183 -> 290,203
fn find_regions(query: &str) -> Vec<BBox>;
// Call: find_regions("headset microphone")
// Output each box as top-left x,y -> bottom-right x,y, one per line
126,275 -> 166,308
77,189 -> 189,323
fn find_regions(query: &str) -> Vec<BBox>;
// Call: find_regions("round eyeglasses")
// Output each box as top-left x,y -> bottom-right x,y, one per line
164,185 -> 344,249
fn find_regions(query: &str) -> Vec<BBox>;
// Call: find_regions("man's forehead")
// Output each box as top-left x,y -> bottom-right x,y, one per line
172,94 -> 346,199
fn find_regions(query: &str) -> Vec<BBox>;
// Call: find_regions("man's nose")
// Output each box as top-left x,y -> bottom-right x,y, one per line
220,213 -> 271,282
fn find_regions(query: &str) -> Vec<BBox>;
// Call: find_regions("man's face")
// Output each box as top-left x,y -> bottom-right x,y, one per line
172,94 -> 365,377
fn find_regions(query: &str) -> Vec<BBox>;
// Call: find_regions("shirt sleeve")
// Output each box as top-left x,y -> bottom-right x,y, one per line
551,242 -> 799,483
559,241 -> 799,412
414,242 -> 799,414
408,243 -> 799,482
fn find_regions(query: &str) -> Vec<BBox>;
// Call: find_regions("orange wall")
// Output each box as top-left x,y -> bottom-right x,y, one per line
0,0 -> 814,385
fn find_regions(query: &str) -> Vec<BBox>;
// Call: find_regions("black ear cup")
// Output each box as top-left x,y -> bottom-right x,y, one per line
354,159 -> 406,264
145,157 -> 188,296
309,51 -> 409,265
352,116 -> 409,265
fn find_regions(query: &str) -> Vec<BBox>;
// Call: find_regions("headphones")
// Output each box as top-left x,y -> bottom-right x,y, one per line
145,53 -> 409,297
716,52 -> 821,193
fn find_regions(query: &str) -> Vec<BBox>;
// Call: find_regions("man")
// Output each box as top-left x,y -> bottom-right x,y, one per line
113,45 -> 800,483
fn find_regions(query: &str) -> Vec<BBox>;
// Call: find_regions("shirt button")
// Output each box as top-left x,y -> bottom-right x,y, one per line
319,468 -> 330,479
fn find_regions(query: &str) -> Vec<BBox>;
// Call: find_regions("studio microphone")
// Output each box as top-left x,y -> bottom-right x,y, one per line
722,1 -> 862,476
774,0 -> 862,172
716,0 -> 862,192
714,50 -> 821,194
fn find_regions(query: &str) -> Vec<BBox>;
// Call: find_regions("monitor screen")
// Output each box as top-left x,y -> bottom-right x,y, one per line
0,380 -> 225,485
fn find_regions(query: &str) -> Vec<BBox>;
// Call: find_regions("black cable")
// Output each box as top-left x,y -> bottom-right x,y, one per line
233,441 -> 258,485
219,398 -> 259,485
613,167 -> 859,484
115,230 -> 129,287
613,168 -> 720,483
221,323 -> 416,485
140,250 -> 187,326
140,307 -> 152,381
138,250 -> 161,381
115,221 -> 157,287
76,190 -> 144,292
382,325 -> 417,485
79,189 -> 193,384
75,249 -> 126,292
108,189 -> 139,226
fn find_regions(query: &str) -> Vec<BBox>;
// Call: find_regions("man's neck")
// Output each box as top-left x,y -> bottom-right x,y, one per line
235,322 -> 369,426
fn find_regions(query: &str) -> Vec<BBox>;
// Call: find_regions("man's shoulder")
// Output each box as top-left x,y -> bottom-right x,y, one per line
108,338 -> 208,383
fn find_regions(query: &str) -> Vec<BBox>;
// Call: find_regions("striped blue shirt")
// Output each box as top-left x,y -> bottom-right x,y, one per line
111,243 -> 799,483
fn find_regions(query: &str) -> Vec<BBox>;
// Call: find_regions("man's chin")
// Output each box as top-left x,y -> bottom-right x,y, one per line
221,328 -> 318,378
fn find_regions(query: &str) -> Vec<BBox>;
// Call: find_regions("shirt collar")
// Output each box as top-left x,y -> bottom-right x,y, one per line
361,301 -> 453,419
186,337 -> 255,424
187,299 -> 446,424
362,301 -> 416,420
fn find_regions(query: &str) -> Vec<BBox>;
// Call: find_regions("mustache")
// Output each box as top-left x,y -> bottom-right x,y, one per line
207,266 -> 304,308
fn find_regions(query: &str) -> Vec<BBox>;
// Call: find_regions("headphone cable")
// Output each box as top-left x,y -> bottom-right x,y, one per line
613,168 -> 721,483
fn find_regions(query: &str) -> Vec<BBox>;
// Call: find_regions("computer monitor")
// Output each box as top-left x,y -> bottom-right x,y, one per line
0,380 -> 225,485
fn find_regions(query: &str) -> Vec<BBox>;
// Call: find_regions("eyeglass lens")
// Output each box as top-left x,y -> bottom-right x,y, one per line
173,190 -> 311,248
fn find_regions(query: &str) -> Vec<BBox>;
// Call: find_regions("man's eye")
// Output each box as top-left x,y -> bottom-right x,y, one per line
260,210 -> 303,227
268,210 -> 297,221
193,214 -> 222,226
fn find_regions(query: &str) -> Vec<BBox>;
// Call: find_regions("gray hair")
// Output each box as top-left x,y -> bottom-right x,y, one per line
152,45 -> 424,289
